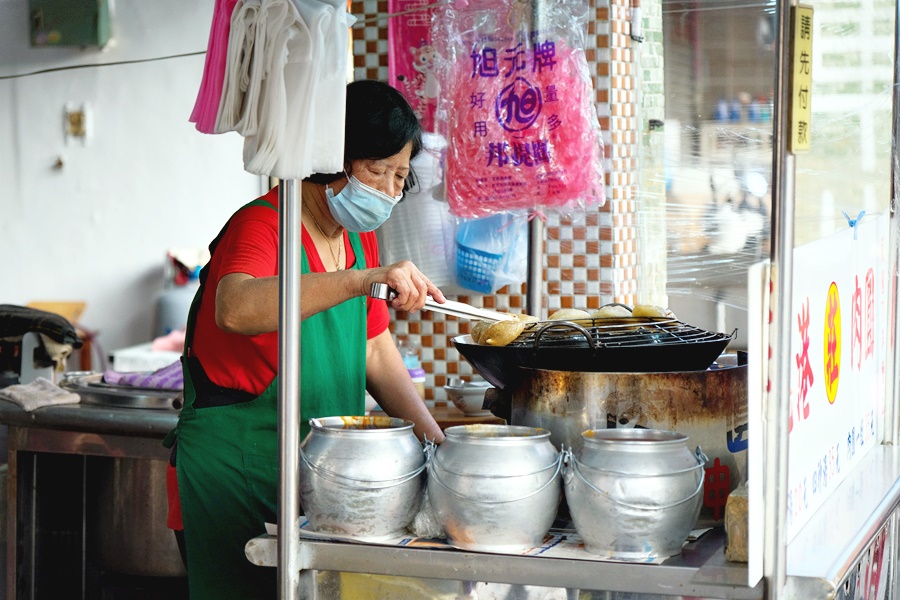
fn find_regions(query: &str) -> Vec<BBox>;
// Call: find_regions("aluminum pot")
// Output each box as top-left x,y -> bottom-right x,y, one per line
563,429 -> 706,559
427,424 -> 562,553
299,416 -> 426,541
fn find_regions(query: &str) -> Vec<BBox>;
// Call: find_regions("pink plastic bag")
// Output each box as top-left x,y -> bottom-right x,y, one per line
432,0 -> 605,218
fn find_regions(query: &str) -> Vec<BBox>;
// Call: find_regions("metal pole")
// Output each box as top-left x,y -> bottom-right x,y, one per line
763,0 -> 795,597
527,219 -> 545,318
884,0 -> 900,447
277,180 -> 302,599
525,0 -> 544,319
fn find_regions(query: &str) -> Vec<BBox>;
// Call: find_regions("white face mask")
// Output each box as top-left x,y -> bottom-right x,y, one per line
325,174 -> 403,232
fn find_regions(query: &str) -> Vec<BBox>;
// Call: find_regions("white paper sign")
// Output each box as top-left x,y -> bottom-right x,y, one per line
786,213 -> 888,541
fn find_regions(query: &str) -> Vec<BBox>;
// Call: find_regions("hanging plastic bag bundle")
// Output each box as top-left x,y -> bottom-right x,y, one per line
455,213 -> 528,293
431,0 -> 605,218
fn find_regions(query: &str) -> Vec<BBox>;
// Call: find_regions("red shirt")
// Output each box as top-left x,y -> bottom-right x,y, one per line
190,187 -> 389,395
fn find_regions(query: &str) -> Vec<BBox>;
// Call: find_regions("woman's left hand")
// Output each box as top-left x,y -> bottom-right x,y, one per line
363,260 -> 445,313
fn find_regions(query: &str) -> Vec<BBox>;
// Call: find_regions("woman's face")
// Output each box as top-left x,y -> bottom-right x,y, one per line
342,142 -> 413,199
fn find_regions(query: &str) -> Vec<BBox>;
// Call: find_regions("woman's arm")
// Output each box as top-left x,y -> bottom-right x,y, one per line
215,261 -> 446,336
365,329 -> 445,443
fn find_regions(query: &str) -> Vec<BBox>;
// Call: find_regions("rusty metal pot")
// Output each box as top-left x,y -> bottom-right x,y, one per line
490,364 -> 748,522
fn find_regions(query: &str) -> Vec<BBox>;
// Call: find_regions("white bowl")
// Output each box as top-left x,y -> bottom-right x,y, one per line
444,380 -> 494,416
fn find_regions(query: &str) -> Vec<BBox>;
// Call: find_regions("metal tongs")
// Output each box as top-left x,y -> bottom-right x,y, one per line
369,283 -> 516,322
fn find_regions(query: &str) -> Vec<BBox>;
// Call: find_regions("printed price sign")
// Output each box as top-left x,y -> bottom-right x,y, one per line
789,5 -> 813,153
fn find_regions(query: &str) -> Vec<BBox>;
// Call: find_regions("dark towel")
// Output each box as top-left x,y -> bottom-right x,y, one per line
0,305 -> 82,347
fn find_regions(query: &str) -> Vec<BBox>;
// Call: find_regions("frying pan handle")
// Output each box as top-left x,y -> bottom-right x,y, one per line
532,321 -> 597,350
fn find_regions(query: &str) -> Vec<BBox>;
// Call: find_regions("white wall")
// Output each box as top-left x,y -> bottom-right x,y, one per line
0,0 -> 265,356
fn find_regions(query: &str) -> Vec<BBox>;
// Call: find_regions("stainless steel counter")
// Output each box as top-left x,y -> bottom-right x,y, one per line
0,400 -> 181,599
0,400 -> 178,440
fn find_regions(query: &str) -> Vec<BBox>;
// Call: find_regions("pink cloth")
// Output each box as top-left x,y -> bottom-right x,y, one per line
151,329 -> 186,352
189,0 -> 241,134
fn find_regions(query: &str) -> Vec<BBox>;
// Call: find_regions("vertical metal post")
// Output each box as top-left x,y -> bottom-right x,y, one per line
884,0 -> 900,447
277,180 -> 302,599
526,219 -> 545,318
525,0 -> 545,319
763,0 -> 795,597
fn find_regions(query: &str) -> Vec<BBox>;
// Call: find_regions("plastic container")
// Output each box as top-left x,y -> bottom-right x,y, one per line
408,367 -> 426,400
154,268 -> 200,338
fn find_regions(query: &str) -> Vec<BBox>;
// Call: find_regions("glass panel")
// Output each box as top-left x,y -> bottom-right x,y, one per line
657,0 -> 895,342
794,0 -> 894,247
659,0 -> 777,345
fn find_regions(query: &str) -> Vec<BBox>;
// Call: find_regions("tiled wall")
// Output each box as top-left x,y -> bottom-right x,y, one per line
351,0 -> 652,404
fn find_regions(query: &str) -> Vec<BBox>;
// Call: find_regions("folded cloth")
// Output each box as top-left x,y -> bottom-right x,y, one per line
103,360 -> 183,391
0,377 -> 81,411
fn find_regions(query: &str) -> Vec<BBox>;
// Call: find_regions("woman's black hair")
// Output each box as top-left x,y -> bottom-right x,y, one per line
305,80 -> 422,191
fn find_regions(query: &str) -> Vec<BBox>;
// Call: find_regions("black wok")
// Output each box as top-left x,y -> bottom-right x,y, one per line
451,328 -> 734,390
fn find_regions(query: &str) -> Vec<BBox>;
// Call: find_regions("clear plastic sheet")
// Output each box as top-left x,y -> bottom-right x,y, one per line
430,0 -> 605,218
650,0 -> 892,330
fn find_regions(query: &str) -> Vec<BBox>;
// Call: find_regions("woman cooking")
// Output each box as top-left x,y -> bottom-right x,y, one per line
165,79 -> 447,599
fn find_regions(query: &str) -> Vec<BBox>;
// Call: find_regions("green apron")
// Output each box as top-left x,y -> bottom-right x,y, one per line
168,198 -> 368,599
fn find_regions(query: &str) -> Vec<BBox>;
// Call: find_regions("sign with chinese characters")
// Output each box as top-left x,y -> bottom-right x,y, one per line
786,214 -> 888,541
789,5 -> 813,153
431,0 -> 605,218
388,0 -> 439,131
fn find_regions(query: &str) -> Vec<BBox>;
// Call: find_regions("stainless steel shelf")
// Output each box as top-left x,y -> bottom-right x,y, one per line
246,526 -> 763,598
246,444 -> 900,599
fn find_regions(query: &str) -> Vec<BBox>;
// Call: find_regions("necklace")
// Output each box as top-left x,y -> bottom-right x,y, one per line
304,205 -> 343,270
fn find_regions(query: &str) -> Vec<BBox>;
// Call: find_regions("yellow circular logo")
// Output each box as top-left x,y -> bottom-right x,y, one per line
823,282 -> 841,404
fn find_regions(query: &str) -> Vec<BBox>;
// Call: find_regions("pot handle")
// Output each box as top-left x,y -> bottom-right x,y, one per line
532,321 -> 597,350
299,447 -> 427,489
563,446 -> 708,511
428,452 -> 563,505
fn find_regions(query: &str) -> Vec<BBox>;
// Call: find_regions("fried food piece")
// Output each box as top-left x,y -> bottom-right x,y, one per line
632,304 -> 669,318
470,320 -> 491,344
590,305 -> 633,319
481,319 -> 526,346
548,308 -> 591,321
479,313 -> 537,346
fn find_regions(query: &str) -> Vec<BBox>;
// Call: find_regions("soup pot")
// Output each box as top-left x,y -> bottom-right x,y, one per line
564,428 -> 706,560
299,416 -> 426,541
427,424 -> 561,553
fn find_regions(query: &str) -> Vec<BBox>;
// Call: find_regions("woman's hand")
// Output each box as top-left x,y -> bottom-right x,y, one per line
363,261 -> 445,313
